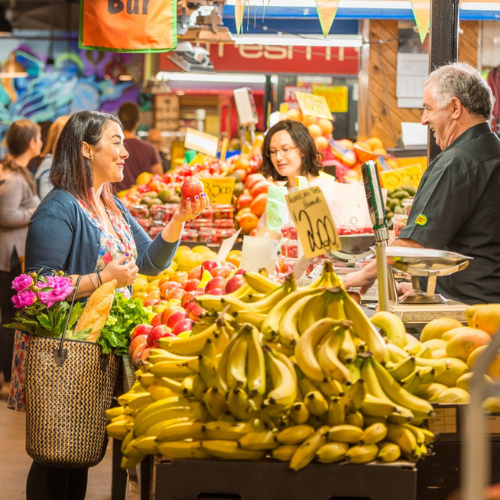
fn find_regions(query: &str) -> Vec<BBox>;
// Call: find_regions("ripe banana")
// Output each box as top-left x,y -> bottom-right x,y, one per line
246,324 -> 266,396
191,374 -> 208,401
199,355 -> 218,389
343,291 -> 389,363
239,430 -> 279,450
157,441 -> 211,459
203,386 -> 228,418
202,440 -> 266,460
159,323 -> 218,355
134,407 -> 196,437
315,442 -> 349,463
304,390 -> 329,417
272,444 -> 299,461
120,456 -> 144,470
289,402 -> 310,425
345,444 -> 379,464
339,326 -> 358,364
117,392 -> 154,410
130,435 -> 159,455
106,406 -> 125,420
145,417 -> 191,438
148,384 -> 178,402
297,290 -> 333,336
327,398 -> 346,426
226,327 -> 249,389
359,393 -> 396,418
370,311 -> 407,348
339,378 -> 366,415
387,356 -> 417,382
204,420 -> 256,440
316,321 -> 353,383
377,441 -> 401,463
359,422 -> 388,445
156,421 -> 205,441
346,411 -> 364,429
154,376 -> 182,394
137,372 -> 161,389
295,318 -> 341,381
264,347 -> 297,407
318,379 -> 344,398
242,269 -> 281,294
277,425 -> 315,445
107,420 -> 129,440
327,424 -> 363,444
289,425 -> 330,471
227,388 -> 255,421
232,310 -> 267,329
386,423 -> 420,460
226,283 -> 255,300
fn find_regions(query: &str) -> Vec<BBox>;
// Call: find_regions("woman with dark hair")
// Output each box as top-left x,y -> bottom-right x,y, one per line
259,119 -> 336,226
0,119 -> 41,398
16,110 -> 208,500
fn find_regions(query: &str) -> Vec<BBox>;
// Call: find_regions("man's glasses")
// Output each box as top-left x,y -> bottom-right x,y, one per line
267,146 -> 298,158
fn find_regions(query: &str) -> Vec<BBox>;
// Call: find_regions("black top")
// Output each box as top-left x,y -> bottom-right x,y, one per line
399,122 -> 500,304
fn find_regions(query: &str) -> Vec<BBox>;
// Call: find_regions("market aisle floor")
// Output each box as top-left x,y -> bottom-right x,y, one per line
0,402 -> 113,500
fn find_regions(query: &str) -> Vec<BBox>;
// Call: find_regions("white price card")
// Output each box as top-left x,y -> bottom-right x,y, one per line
184,128 -> 219,157
216,229 -> 242,262
240,236 -> 279,275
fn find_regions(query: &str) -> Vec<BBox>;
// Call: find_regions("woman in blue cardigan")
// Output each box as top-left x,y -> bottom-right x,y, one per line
22,110 -> 208,500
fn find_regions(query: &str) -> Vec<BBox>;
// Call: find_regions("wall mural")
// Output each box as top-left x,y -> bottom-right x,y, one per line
0,31 -> 143,151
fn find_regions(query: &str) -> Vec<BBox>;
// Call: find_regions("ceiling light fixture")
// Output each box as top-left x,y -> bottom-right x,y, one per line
232,34 -> 362,47
0,53 -> 28,78
156,72 -> 279,84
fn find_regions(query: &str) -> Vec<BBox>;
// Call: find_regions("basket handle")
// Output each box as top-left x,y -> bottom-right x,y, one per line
54,274 -> 84,367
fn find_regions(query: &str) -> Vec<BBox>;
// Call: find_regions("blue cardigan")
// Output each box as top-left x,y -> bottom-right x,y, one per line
25,189 -> 179,277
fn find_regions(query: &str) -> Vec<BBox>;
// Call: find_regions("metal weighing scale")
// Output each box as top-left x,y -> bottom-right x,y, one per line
385,246 -> 472,326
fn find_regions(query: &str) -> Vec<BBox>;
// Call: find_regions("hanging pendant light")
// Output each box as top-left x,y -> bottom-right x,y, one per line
0,53 -> 28,78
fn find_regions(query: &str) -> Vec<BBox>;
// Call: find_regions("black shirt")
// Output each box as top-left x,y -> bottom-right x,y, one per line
399,122 -> 500,304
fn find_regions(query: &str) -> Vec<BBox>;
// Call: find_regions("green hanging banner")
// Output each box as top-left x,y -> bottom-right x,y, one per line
79,0 -> 177,53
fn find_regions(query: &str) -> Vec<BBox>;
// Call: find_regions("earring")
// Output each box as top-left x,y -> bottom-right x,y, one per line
88,155 -> 92,160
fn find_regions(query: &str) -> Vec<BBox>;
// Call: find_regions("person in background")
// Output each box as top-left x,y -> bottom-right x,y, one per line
146,127 -> 171,172
0,119 -> 41,398
258,119 -> 336,226
34,115 -> 70,200
344,62 -> 500,304
20,110 -> 208,500
27,120 -> 52,176
113,102 -> 162,192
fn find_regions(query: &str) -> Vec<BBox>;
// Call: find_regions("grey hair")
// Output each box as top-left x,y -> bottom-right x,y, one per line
423,62 -> 494,120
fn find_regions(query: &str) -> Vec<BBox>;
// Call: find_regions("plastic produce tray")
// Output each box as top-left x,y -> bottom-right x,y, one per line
143,457 -> 416,500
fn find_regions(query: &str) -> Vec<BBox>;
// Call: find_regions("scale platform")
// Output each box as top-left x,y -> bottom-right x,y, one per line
389,300 -> 468,327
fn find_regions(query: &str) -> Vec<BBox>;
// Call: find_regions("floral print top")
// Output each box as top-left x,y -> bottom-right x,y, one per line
7,200 -> 138,411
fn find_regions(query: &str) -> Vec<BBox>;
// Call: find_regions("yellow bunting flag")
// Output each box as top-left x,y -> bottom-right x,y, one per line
235,0 -> 246,35
409,0 -> 431,43
79,0 -> 177,53
315,0 -> 340,38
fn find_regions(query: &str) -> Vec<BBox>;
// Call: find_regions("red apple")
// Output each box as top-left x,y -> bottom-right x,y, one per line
140,348 -> 152,364
181,178 -> 205,200
183,279 -> 201,292
169,271 -> 188,284
188,304 -> 207,321
143,298 -> 161,307
207,288 -> 226,295
181,291 -> 196,308
131,324 -> 153,340
184,300 -> 199,313
129,334 -> 148,358
147,324 -> 175,348
188,266 -> 203,280
161,305 -> 184,325
167,310 -> 189,329
210,266 -> 231,279
235,268 -> 245,275
226,262 -> 237,271
161,281 -> 183,290
193,288 -> 205,295
151,313 -> 162,327
163,288 -> 186,301
225,275 -> 245,294
132,345 -> 147,366
202,260 -> 221,273
171,318 -> 194,336
205,277 -> 227,292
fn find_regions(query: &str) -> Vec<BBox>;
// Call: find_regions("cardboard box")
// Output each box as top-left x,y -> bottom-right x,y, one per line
146,457 -> 416,500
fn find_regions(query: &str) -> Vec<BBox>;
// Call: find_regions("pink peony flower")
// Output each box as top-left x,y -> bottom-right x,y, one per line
12,274 -> 33,292
12,290 -> 37,309
38,276 -> 74,309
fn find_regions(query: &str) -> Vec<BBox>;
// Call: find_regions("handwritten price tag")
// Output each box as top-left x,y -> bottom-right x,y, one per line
184,128 -> 219,157
380,164 -> 423,191
200,177 -> 235,205
295,91 -> 333,120
285,186 -> 340,259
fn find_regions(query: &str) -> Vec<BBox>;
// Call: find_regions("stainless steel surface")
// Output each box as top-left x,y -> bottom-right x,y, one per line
375,240 -> 390,312
339,234 -> 375,254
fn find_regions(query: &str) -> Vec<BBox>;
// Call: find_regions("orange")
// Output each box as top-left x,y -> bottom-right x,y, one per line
135,172 -> 153,186
308,124 -> 322,138
302,115 -> 318,127
337,139 -> 355,151
250,193 -> 268,217
287,108 -> 303,121
318,118 -> 334,136
237,212 -> 259,234
236,207 -> 252,220
372,147 -> 388,156
354,140 -> 372,152
250,180 -> 272,197
314,136 -> 329,151
365,137 -> 384,150
237,156 -> 250,171
226,251 -> 242,268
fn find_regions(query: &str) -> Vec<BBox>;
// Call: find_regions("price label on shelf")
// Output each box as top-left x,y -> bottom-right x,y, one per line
285,186 -> 340,259
295,91 -> 333,120
380,164 -> 423,191
199,177 -> 235,205
184,128 -> 219,157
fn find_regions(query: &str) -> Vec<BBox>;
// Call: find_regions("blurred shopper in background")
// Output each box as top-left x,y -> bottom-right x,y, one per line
146,127 -> 170,172
27,120 -> 52,176
0,119 -> 41,398
34,115 -> 70,200
114,102 -> 162,192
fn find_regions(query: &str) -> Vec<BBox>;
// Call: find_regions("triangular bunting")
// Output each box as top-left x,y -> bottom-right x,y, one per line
235,0 -> 245,35
315,0 -> 340,38
409,0 -> 431,43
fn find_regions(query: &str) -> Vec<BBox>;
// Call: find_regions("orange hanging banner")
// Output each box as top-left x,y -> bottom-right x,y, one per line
315,0 -> 340,38
79,0 -> 177,53
235,0 -> 245,34
409,0 -> 431,43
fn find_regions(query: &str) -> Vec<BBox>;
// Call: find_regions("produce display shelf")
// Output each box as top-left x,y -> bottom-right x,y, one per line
141,456 -> 416,500
180,240 -> 243,252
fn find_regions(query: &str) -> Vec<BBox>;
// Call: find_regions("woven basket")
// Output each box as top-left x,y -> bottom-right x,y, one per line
25,336 -> 119,467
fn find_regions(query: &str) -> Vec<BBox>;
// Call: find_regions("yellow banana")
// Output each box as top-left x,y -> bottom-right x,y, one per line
242,269 -> 281,294
134,407 -> 196,437
377,441 -> 401,463
203,386 -> 229,419
239,430 -> 279,450
327,397 -> 346,426
231,310 -> 266,329
327,424 -> 363,444
199,354 -> 218,389
117,392 -> 154,409
345,444 -> 379,464
226,283 -> 255,300
227,387 -> 255,421
359,393 -> 396,418
304,390 -> 329,417
158,441 -> 211,459
156,421 -> 205,441
148,384 -> 178,402
339,378 -> 366,415
202,440 -> 266,460
133,396 -> 192,428
295,318 -> 340,381
106,420 -> 129,440
154,376 -> 182,394
289,425 -> 330,471
359,422 -> 388,445
191,374 -> 208,401
145,417 -> 191,438
148,352 -> 199,364
120,456 -> 144,469
264,347 -> 297,407
297,290 -> 332,336
343,291 -> 389,363
386,423 -> 420,460
130,435 -> 159,455
318,378 -> 344,398
272,444 -> 299,461
402,423 -> 434,446
106,406 -> 125,420
346,411 -> 364,428
195,294 -> 226,313
226,327 -> 249,389
180,375 -> 195,398
246,323 -> 266,396
277,425 -> 315,445
370,311 -> 407,348
339,327 -> 358,365
159,323 -> 218,355
203,420 -> 256,440
289,402 -> 310,425
147,360 -> 195,378
387,356 -> 417,382
315,442 -> 349,463
137,372 -> 161,389
387,343 -> 410,363
316,321 -> 353,383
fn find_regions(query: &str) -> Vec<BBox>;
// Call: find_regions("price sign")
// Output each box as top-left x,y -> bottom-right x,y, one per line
285,186 -> 340,259
184,128 -> 219,157
200,177 -> 236,205
380,164 -> 423,191
295,91 -> 333,120
216,228 -> 242,262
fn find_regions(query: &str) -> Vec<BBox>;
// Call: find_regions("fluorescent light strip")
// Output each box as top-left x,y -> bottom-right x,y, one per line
225,0 -> 410,8
233,34 -> 362,47
461,2 -> 500,10
156,72 -> 276,83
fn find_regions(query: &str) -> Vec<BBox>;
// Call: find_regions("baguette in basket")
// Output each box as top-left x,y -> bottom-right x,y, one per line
74,279 -> 117,342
